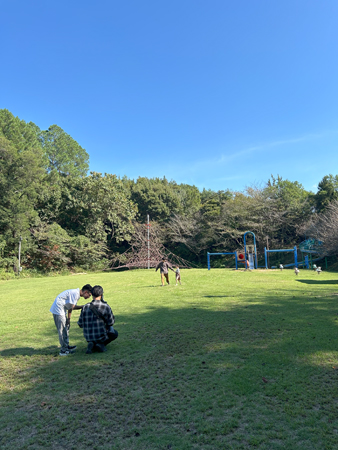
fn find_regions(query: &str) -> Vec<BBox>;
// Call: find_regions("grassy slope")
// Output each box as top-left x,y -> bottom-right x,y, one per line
0,268 -> 338,450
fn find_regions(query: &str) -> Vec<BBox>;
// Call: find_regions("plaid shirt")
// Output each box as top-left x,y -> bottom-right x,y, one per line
78,299 -> 115,342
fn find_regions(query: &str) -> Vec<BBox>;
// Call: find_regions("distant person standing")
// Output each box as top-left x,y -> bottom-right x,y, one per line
294,267 -> 300,276
279,264 -> 284,271
175,266 -> 182,285
50,284 -> 92,356
155,258 -> 175,286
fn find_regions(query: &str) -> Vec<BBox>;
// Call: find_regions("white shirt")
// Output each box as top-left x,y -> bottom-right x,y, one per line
50,288 -> 80,316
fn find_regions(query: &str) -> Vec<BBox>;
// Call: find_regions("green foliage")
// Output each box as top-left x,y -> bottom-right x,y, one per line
315,174 -> 338,212
69,235 -> 107,270
29,222 -> 72,271
0,136 -> 46,250
57,172 -> 137,245
40,124 -> 89,177
130,177 -> 182,222
2,109 -> 338,275
0,109 -> 43,153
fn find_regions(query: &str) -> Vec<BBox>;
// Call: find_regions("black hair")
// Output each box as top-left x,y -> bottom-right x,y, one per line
91,285 -> 103,298
82,284 -> 92,293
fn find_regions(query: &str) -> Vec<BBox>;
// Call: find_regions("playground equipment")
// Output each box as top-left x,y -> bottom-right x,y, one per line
299,238 -> 327,270
264,246 -> 298,270
207,231 -> 257,270
243,231 -> 258,269
207,251 -> 238,270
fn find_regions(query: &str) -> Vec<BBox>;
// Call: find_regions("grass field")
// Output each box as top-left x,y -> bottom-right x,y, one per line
1,268 -> 338,450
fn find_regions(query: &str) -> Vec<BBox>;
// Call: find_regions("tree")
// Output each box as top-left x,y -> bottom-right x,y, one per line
57,172 -> 137,247
0,109 -> 43,154
302,200 -> 338,255
40,124 -> 89,177
0,136 -> 46,252
263,176 -> 313,247
315,174 -> 338,212
130,177 -> 182,222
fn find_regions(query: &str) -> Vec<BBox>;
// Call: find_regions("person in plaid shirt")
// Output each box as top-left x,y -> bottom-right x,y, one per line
78,285 -> 118,354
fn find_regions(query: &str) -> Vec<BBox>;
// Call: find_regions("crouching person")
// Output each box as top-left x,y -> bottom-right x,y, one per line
78,285 -> 118,354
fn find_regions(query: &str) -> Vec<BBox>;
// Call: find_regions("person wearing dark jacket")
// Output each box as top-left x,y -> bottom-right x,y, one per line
155,258 -> 175,286
78,285 -> 118,354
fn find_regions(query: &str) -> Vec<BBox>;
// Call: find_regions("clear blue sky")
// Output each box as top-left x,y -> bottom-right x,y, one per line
1,0 -> 337,193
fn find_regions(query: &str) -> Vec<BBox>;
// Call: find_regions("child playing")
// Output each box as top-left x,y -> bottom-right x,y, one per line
175,266 -> 181,285
294,267 -> 300,276
316,266 -> 322,274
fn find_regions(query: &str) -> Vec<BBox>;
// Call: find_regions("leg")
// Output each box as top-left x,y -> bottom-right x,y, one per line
53,314 -> 69,352
161,273 -> 165,286
164,273 -> 170,285
103,328 -> 119,347
86,342 -> 95,354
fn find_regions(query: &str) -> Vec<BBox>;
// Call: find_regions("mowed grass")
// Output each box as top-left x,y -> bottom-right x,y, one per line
1,269 -> 338,450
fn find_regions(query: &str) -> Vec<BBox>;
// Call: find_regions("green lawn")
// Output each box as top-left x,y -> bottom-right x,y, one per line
1,268 -> 338,449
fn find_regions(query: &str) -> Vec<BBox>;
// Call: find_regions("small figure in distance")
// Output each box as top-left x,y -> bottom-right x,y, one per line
279,264 -> 284,271
294,267 -> 300,276
246,259 -> 250,270
50,284 -> 92,356
175,266 -> 181,285
316,266 -> 322,275
313,264 -> 317,271
155,257 -> 175,286
78,285 -> 118,354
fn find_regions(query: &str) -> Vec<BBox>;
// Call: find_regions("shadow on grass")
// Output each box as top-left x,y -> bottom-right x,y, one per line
296,279 -> 338,285
0,346 -> 58,357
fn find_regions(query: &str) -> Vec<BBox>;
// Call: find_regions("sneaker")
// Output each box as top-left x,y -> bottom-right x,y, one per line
68,345 -> 77,350
86,342 -> 95,354
96,343 -> 107,353
59,349 -> 75,356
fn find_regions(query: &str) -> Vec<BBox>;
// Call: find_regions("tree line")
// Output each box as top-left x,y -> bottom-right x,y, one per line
1,108 -> 338,273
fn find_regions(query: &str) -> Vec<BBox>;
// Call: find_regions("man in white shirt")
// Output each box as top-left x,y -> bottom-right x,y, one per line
50,284 -> 92,356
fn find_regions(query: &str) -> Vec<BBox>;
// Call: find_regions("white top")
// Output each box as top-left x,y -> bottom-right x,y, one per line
50,288 -> 80,315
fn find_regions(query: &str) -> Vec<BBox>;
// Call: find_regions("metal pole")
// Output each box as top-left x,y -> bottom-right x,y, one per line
18,236 -> 22,276
266,236 -> 269,268
207,252 -> 210,270
294,246 -> 298,268
147,214 -> 150,269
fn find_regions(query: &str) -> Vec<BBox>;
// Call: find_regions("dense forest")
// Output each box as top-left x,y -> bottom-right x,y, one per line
1,108 -> 338,274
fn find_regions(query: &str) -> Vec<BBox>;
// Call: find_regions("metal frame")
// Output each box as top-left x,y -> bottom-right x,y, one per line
264,246 -> 298,269
243,231 -> 258,269
207,252 -> 238,270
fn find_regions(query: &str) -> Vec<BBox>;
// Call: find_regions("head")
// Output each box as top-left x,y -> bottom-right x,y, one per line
80,284 -> 92,299
162,257 -> 166,262
91,285 -> 104,299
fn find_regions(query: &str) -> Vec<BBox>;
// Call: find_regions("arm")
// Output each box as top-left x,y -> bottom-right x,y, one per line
78,309 -> 84,328
66,303 -> 83,320
106,308 -> 115,327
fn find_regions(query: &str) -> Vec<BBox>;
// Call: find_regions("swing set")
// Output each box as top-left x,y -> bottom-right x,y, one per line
207,231 -> 258,270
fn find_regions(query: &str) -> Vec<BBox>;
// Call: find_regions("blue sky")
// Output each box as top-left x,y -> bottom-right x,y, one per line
1,0 -> 337,193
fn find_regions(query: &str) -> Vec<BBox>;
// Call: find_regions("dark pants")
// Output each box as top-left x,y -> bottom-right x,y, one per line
102,328 -> 119,346
90,329 -> 118,348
